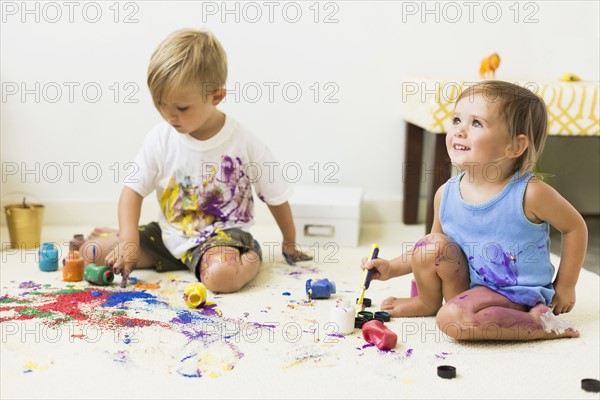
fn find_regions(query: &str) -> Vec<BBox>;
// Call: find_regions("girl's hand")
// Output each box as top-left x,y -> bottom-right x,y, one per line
282,241 -> 313,265
361,257 -> 392,281
106,239 -> 139,287
549,282 -> 576,315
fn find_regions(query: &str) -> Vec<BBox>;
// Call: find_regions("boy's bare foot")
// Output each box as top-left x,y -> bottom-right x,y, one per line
87,227 -> 118,239
530,303 -> 579,339
381,296 -> 440,318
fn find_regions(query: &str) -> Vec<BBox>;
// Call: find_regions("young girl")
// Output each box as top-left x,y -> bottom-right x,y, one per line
363,81 -> 588,340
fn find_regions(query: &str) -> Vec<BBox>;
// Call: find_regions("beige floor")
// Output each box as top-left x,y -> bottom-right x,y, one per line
1,223 -> 599,399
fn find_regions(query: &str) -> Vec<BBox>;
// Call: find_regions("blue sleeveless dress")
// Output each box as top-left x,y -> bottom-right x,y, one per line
439,171 -> 555,307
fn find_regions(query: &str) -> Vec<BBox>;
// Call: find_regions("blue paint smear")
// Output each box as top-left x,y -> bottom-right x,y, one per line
281,292 -> 291,296
101,291 -> 159,308
91,291 -> 103,297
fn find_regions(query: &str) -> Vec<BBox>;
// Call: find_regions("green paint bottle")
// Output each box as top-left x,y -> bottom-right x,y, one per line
84,264 -> 114,286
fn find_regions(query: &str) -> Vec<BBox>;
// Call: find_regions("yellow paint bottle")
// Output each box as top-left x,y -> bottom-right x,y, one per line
183,282 -> 207,308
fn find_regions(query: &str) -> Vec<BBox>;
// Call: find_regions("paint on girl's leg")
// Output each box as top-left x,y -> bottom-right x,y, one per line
413,237 -> 431,250
539,311 -> 575,335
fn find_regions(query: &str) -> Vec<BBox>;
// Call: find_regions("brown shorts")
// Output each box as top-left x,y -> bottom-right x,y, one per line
138,222 -> 262,281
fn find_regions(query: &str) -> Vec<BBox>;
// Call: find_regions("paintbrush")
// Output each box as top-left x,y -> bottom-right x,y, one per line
357,244 -> 379,313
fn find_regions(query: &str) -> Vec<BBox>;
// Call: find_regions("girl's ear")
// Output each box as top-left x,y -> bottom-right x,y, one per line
507,134 -> 529,159
211,88 -> 226,105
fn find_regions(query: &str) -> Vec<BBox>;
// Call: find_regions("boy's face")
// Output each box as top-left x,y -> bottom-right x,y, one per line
157,86 -> 225,140
446,94 -> 512,172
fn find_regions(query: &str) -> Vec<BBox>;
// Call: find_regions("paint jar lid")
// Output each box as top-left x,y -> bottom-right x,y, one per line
354,316 -> 367,329
437,365 -> 456,379
357,311 -> 373,320
374,311 -> 391,322
581,378 -> 600,392
356,297 -> 372,307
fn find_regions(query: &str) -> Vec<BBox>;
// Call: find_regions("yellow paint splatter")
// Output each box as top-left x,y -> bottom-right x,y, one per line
24,361 -> 48,371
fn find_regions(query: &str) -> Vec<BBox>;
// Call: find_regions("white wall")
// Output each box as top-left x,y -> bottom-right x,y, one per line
2,1 -> 599,224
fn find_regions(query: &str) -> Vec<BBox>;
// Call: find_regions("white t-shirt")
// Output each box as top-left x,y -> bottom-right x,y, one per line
125,116 -> 292,258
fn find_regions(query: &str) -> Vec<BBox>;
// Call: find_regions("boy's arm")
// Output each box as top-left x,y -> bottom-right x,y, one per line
525,179 -> 588,315
113,186 -> 144,286
267,201 -> 313,264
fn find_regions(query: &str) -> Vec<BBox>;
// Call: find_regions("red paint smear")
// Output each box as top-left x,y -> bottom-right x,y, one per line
1,289 -> 163,329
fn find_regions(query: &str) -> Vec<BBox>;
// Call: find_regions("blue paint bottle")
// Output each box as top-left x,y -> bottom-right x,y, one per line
306,278 -> 336,299
39,242 -> 59,272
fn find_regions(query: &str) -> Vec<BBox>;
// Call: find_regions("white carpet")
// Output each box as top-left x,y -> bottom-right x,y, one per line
1,224 -> 599,399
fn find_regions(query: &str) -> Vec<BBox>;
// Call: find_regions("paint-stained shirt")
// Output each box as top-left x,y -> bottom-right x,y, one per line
439,171 -> 555,307
126,116 -> 292,258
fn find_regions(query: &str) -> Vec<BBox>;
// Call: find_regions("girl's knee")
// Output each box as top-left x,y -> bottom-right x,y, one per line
413,233 -> 462,269
436,302 -> 469,339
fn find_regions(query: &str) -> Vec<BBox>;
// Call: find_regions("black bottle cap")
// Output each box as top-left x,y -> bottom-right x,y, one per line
357,311 -> 374,320
437,365 -> 456,379
581,378 -> 600,392
356,298 -> 372,307
374,311 -> 391,322
354,316 -> 367,329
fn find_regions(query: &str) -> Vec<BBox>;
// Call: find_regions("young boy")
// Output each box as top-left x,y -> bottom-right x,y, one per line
85,28 -> 311,291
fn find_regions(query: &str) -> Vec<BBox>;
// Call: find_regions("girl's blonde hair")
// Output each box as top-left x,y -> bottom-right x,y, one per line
147,28 -> 227,107
455,80 -> 548,176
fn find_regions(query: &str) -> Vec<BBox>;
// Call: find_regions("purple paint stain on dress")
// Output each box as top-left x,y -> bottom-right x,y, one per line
362,343 -> 375,349
405,348 -> 413,357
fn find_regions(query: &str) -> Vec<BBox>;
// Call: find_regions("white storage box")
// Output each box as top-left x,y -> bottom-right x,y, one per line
289,185 -> 363,247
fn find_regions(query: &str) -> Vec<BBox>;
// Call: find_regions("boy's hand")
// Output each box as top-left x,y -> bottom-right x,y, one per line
282,241 -> 312,265
549,282 -> 576,315
106,239 -> 139,287
361,257 -> 392,281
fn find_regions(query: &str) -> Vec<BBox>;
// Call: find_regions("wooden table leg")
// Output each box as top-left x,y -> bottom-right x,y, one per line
403,122 -> 424,224
425,133 -> 451,234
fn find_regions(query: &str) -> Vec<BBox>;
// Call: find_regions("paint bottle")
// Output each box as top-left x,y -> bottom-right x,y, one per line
39,242 -> 59,272
84,264 -> 114,286
362,319 -> 398,350
183,282 -> 207,308
305,278 -> 336,299
69,234 -> 85,252
330,300 -> 355,335
410,279 -> 419,297
63,251 -> 84,282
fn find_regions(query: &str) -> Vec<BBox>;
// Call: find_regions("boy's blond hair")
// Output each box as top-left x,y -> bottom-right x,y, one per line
455,80 -> 548,176
147,28 -> 227,107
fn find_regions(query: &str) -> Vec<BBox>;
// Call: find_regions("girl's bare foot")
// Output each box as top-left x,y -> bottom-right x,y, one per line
381,296 -> 441,318
87,227 -> 118,239
530,303 -> 579,339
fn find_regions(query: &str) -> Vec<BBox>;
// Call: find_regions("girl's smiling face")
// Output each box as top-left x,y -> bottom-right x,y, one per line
446,94 -> 513,175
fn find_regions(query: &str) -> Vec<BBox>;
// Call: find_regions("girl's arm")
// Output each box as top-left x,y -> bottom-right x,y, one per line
364,184 -> 448,280
525,178 -> 588,314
